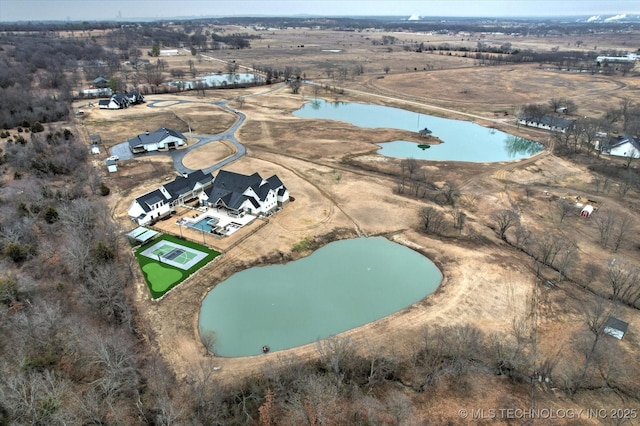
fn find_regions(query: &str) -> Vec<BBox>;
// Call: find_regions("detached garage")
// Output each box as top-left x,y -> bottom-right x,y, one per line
127,127 -> 187,154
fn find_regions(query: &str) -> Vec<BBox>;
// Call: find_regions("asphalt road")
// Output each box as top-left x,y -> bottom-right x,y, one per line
109,101 -> 246,175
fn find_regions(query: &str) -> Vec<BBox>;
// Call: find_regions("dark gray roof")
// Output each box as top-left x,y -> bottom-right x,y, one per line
136,189 -> 166,213
163,170 -> 211,202
602,135 -> 640,151
519,114 -> 575,129
93,77 -> 108,83
128,127 -> 187,149
205,170 -> 286,210
604,316 -> 629,334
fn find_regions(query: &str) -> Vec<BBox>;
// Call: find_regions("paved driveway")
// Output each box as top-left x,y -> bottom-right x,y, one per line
109,101 -> 247,174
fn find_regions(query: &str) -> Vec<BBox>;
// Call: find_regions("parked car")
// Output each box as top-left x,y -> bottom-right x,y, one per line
107,155 -> 119,161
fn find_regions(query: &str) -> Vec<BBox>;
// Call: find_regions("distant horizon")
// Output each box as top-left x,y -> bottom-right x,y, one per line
1,0 -> 639,23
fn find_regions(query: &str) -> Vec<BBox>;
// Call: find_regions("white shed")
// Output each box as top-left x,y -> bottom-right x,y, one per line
106,159 -> 118,173
580,205 -> 594,217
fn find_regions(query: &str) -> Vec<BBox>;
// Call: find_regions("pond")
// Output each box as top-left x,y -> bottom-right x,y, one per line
170,73 -> 264,90
293,100 -> 542,162
199,237 -> 442,357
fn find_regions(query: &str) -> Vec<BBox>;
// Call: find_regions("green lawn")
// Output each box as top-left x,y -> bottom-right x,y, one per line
134,234 -> 220,299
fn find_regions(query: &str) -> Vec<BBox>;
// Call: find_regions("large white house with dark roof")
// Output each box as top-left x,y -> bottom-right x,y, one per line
199,170 -> 289,216
127,170 -> 213,225
599,135 -> 640,159
128,127 -> 187,153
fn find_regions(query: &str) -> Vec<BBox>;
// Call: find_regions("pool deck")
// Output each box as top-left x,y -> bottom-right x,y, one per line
149,205 -> 267,252
179,207 -> 256,236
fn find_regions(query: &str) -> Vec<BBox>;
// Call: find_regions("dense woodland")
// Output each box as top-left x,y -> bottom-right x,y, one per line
1,18 -> 639,425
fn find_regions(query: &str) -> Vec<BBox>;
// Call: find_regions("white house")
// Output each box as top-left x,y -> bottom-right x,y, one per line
128,127 -> 187,153
518,114 -> 575,133
199,170 -> 289,216
600,135 -> 640,159
127,170 -> 213,225
81,87 -> 112,98
98,93 -> 130,110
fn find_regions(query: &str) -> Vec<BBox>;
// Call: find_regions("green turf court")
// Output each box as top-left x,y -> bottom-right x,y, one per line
134,233 -> 220,299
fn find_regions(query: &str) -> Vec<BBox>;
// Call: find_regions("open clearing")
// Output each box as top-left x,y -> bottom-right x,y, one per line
83,27 -> 640,423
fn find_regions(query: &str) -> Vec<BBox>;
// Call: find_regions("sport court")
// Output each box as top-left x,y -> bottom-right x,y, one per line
140,240 -> 207,270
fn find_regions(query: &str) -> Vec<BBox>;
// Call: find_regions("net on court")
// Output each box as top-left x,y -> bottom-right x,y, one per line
143,241 -> 207,270
162,248 -> 185,261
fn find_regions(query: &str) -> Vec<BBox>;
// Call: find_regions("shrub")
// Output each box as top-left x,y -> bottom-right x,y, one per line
0,277 -> 18,305
4,242 -> 31,262
99,183 -> 110,196
30,121 -> 44,133
43,206 -> 59,223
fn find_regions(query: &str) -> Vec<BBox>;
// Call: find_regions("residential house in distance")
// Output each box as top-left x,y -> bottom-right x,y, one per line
98,91 -> 145,110
599,135 -> 640,159
199,170 -> 289,216
93,76 -> 110,88
127,127 -> 187,153
518,114 -> 575,133
127,170 -> 213,225
98,93 -> 130,110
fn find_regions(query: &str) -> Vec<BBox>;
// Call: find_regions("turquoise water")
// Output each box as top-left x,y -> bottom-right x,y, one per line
199,237 -> 442,357
170,73 -> 264,89
188,217 -> 218,232
293,100 -> 542,162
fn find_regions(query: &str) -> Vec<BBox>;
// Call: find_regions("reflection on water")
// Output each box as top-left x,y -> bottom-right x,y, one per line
504,135 -> 542,157
199,237 -> 442,357
293,100 -> 542,162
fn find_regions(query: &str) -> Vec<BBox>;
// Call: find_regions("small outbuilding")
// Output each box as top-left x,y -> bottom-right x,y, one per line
105,158 -> 118,173
603,316 -> 629,340
580,205 -> 594,217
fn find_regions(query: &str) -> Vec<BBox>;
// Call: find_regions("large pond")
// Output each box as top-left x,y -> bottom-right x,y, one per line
293,100 -> 542,162
170,73 -> 264,90
199,237 -> 442,357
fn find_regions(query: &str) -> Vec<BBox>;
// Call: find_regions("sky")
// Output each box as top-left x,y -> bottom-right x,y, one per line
1,0 -> 638,22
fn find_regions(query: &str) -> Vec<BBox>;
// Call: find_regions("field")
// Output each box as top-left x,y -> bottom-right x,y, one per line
134,234 -> 220,299
79,25 -> 640,424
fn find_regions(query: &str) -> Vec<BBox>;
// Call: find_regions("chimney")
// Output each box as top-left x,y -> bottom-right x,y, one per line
145,130 -> 149,135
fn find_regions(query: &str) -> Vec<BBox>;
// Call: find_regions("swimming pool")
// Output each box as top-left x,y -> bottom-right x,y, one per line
188,216 -> 219,233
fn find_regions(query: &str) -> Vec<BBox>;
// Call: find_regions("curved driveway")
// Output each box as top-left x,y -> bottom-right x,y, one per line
110,100 -> 246,175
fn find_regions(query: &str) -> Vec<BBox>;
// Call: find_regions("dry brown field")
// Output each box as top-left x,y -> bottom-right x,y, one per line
78,27 -> 640,424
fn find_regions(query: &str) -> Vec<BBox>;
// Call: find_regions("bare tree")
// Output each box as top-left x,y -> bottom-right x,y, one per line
555,198 -> 574,224
611,214 -> 634,252
492,209 -> 519,241
593,211 -> 615,249
200,329 -> 217,356
419,206 -> 445,235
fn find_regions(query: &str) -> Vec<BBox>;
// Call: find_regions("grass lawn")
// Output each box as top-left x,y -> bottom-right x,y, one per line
135,233 -> 220,299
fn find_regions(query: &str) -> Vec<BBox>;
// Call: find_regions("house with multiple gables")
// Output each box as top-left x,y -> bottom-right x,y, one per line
599,135 -> 640,159
127,170 -> 213,226
199,170 -> 289,216
98,91 -> 145,110
518,114 -> 575,133
128,127 -> 187,153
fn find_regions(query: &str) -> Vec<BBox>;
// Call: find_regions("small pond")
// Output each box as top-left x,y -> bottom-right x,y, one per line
199,237 -> 442,357
293,100 -> 542,162
170,73 -> 264,90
